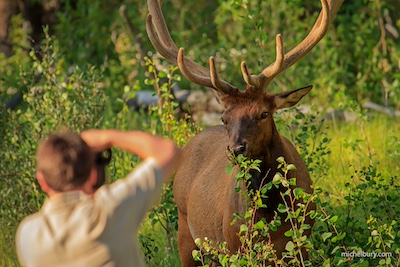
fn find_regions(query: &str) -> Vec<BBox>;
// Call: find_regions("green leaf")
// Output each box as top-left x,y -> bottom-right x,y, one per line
322,232 -> 332,242
219,254 -> 229,266
194,238 -> 202,246
285,229 -> 294,237
173,74 -> 181,81
238,259 -> 248,265
289,178 -> 297,186
225,164 -> 233,174
281,179 -> 290,188
277,203 -> 288,213
331,232 -> 346,243
285,241 -> 295,252
244,211 -> 252,219
192,250 -> 201,261
287,164 -> 297,171
328,215 -> 338,224
254,220 -> 265,230
358,260 -> 370,267
158,71 -> 166,78
261,183 -> 272,194
277,156 -> 285,163
273,173 -> 283,184
235,172 -> 244,179
331,246 -> 341,254
239,224 -> 248,234
322,258 -> 331,267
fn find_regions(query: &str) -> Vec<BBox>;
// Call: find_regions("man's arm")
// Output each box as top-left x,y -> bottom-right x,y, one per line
81,130 -> 181,181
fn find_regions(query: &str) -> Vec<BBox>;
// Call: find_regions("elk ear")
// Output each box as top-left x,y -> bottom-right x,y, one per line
211,89 -> 225,105
274,85 -> 312,110
211,88 -> 234,109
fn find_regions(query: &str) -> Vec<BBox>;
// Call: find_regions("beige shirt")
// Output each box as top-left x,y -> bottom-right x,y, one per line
16,158 -> 163,267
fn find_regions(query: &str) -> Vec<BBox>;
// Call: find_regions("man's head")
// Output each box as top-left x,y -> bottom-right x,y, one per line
36,131 -> 95,193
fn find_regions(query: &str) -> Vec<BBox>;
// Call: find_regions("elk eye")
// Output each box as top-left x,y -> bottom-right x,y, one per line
260,112 -> 268,119
221,117 -> 227,125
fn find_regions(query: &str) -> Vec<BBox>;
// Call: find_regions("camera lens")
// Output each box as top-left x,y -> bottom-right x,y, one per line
96,148 -> 112,165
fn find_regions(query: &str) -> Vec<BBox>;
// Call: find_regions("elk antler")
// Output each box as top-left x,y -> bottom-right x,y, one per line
147,0 -> 344,95
146,0 -> 234,95
241,0 -> 344,92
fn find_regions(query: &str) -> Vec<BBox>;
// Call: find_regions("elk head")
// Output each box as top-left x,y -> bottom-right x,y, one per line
146,0 -> 343,157
220,86 -> 312,157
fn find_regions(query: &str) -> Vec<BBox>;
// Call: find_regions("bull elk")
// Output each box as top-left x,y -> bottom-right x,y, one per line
146,0 -> 343,265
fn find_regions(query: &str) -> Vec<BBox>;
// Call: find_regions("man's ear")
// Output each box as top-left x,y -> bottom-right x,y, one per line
89,167 -> 98,188
36,171 -> 51,194
81,167 -> 98,194
274,85 -> 313,110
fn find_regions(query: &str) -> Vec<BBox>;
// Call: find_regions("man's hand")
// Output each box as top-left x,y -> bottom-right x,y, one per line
80,130 -> 115,152
81,129 -> 181,181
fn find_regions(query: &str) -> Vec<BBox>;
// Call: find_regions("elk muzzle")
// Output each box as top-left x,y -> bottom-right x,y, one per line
228,140 -> 249,157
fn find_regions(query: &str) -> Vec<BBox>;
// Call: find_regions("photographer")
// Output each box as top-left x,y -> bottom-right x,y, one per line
16,129 -> 181,267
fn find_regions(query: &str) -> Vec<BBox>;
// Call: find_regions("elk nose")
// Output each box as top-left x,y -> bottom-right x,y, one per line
229,142 -> 248,157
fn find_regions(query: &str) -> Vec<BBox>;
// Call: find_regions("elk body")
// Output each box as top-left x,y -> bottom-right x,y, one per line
146,0 -> 343,265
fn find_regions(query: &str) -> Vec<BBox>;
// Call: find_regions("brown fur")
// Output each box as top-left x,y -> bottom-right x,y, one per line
173,86 -> 316,266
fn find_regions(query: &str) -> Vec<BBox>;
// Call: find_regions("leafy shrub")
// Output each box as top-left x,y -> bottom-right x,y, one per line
0,14 -> 32,106
312,165 -> 400,267
0,32 -> 107,265
132,57 -> 199,266
191,155 -> 317,266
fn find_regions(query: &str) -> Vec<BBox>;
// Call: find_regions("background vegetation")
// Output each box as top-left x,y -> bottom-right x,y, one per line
1,0 -> 399,266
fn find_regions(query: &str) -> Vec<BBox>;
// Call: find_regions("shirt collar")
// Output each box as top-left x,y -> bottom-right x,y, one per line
42,191 -> 91,212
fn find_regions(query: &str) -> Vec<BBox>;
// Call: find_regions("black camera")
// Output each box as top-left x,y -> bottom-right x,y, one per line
93,149 -> 112,189
95,148 -> 112,166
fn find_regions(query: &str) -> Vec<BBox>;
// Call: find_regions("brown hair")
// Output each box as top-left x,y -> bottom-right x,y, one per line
36,131 -> 94,192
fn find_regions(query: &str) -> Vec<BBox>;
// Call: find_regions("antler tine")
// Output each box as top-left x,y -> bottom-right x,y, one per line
177,48 -> 233,94
244,0 -> 344,92
146,0 -> 234,95
209,57 -> 232,92
175,48 -> 222,93
241,34 -> 284,90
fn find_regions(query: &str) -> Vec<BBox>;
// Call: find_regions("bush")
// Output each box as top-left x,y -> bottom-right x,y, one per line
191,155 -> 316,266
0,32 -> 107,265
312,165 -> 400,267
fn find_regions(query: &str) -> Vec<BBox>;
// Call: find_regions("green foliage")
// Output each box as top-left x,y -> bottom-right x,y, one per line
0,14 -> 32,102
192,155 -> 317,266
133,57 -> 199,266
277,107 -> 332,182
311,165 -> 400,267
56,0 -> 120,67
6,0 -> 398,106
277,106 -> 400,266
0,32 -> 107,265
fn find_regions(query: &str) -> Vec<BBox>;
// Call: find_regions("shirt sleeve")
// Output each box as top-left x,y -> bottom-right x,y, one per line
94,158 -> 164,227
16,221 -> 28,267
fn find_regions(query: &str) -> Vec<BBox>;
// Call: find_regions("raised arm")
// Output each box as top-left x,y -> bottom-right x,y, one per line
81,129 -> 181,181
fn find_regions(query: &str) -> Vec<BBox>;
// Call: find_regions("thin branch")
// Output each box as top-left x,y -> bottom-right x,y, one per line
119,5 -> 148,63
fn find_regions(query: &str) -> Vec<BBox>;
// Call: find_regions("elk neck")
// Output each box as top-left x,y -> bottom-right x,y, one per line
246,126 -> 288,215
